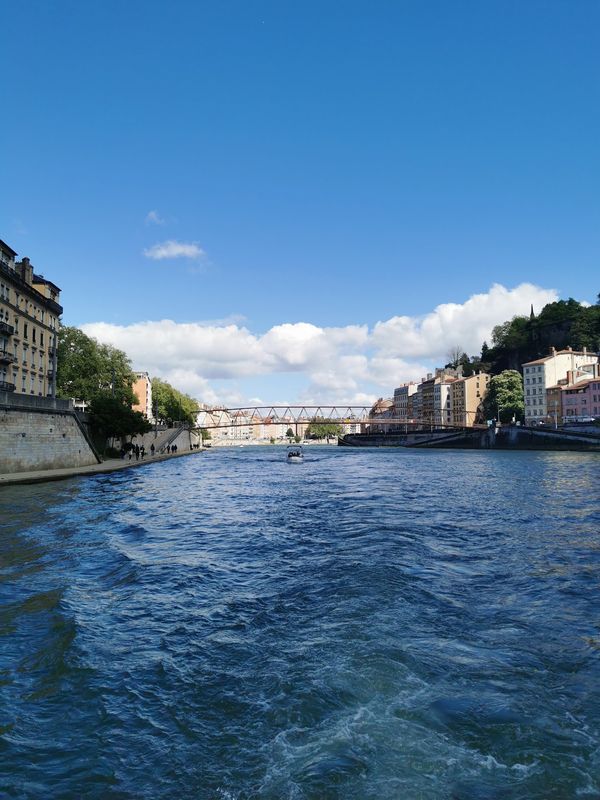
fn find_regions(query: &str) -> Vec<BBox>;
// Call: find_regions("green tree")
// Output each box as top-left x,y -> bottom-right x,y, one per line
305,417 -> 343,440
569,304 -> 600,351
152,378 -> 198,425
483,370 -> 524,424
286,427 -> 294,440
57,326 -> 135,403
458,352 -> 474,377
483,296 -> 600,375
491,316 -> 530,351
88,395 -> 151,452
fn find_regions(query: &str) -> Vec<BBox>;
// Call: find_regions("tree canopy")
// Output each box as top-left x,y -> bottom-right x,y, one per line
483,370 -> 524,424
57,326 -> 136,404
88,395 -> 152,448
483,298 -> 600,374
305,417 -> 343,439
152,378 -> 199,425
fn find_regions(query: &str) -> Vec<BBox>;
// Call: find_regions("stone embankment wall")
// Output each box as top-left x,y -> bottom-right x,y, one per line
0,408 -> 100,473
339,431 -> 477,448
339,427 -> 600,451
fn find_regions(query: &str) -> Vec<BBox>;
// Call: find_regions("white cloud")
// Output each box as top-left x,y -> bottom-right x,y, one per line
81,282 -> 559,405
145,210 -> 165,225
371,283 -> 557,359
143,240 -> 204,260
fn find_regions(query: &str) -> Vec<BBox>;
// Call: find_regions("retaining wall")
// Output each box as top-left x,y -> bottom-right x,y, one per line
0,407 -> 99,473
339,427 -> 600,451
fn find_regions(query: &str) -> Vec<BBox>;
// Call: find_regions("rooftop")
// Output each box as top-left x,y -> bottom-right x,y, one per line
0,239 -> 18,258
523,349 -> 597,366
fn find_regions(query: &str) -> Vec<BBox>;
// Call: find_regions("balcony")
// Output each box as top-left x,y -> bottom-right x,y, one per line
0,350 -> 16,364
0,380 -> 16,392
47,369 -> 54,380
0,321 -> 15,336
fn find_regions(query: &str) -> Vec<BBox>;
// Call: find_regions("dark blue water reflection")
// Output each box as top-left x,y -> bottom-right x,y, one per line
1,447 -> 599,798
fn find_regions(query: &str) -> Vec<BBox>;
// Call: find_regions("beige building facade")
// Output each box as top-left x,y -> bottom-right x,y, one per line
450,372 -> 490,427
0,239 -> 62,398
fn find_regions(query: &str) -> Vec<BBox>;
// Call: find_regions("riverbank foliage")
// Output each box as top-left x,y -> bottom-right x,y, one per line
57,326 -> 136,404
152,378 -> 199,426
305,418 -> 343,439
482,370 -> 525,424
89,395 -> 152,452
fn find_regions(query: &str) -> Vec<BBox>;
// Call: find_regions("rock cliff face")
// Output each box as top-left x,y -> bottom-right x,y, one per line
0,408 -> 99,473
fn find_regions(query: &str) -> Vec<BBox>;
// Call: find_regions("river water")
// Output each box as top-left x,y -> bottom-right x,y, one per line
1,447 -> 599,799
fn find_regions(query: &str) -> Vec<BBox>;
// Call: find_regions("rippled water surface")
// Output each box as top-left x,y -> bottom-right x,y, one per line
1,447 -> 600,799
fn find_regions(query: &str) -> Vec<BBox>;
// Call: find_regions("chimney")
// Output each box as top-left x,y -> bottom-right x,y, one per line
583,347 -> 587,355
549,346 -> 556,356
17,257 -> 33,286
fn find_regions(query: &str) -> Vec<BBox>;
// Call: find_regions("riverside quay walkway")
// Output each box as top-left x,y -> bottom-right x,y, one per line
0,448 -> 204,487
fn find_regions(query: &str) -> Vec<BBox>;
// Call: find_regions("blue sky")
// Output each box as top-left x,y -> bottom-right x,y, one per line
2,1 -> 598,403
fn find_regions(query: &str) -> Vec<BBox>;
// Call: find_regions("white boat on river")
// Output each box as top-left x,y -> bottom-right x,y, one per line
286,445 -> 304,463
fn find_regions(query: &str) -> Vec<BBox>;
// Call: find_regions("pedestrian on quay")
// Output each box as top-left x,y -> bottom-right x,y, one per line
150,443 -> 155,457
166,445 -> 171,454
135,444 -> 140,461
140,445 -> 145,459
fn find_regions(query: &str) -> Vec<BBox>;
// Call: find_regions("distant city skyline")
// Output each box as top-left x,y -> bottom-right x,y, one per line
3,1 -> 598,403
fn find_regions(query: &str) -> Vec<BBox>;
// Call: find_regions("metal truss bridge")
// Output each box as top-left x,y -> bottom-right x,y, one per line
196,406 -> 370,429
195,406 -> 472,430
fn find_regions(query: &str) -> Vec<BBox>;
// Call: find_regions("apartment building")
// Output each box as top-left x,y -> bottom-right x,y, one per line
410,383 -> 423,421
450,372 -> 490,427
562,374 -> 600,420
546,363 -> 600,423
433,377 -> 456,426
132,371 -> 154,420
132,372 -> 154,422
523,347 -> 598,424
419,370 -> 458,425
393,382 -> 418,419
420,376 -> 435,423
0,239 -> 62,398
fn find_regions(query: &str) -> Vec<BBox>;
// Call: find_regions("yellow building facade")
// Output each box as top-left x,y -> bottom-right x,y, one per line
0,239 -> 63,398
450,372 -> 490,427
